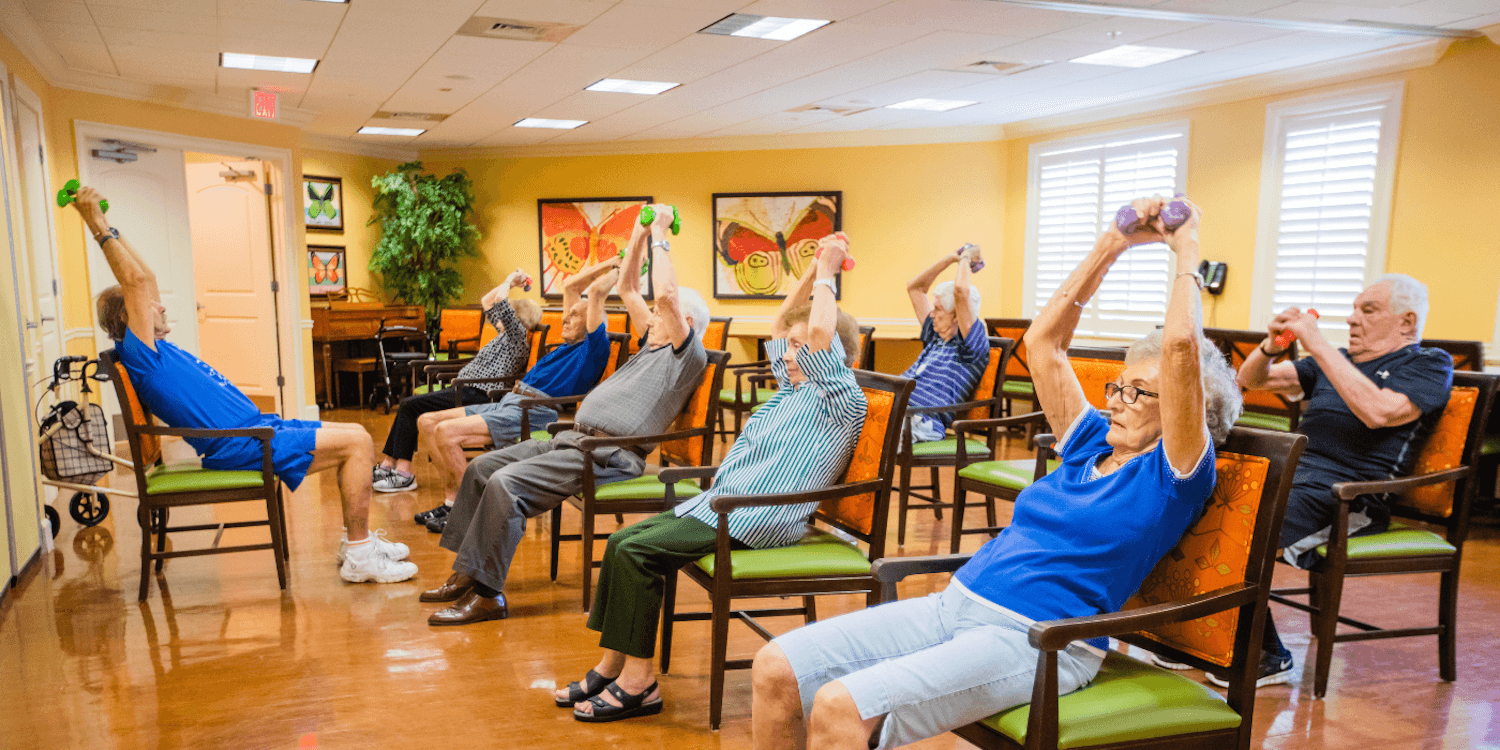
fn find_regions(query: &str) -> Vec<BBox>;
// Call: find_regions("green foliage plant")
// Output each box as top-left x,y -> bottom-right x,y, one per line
367,161 -> 481,332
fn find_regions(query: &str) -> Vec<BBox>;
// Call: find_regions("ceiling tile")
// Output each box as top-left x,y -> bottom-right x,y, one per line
88,5 -> 216,35
218,21 -> 339,60
88,0 -> 210,16
1155,0 -> 1298,13
1135,22 -> 1291,50
736,0 -> 894,21
615,34 -> 771,82
50,41 -> 118,75
1259,0 -> 1477,24
109,44 -> 218,76
780,105 -> 930,133
34,22 -> 105,45
381,36 -> 555,114
100,27 -> 220,53
614,0 -> 749,11
839,69 -> 996,105
561,3 -> 741,50
472,125 -> 567,147
22,1 -> 93,26
1400,0 -> 1500,14
532,90 -> 654,121
845,0 -> 1094,36
1041,15 -> 1208,45
215,0 -> 346,27
473,0 -> 617,25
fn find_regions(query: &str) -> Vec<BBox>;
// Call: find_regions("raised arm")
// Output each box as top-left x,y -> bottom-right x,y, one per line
772,243 -> 827,339
1277,311 -> 1424,429
906,251 -> 959,322
584,266 -> 621,331
804,234 -> 848,355
562,255 -> 619,317
481,269 -> 530,340
1156,201 -> 1208,474
1025,197 -> 1165,436
71,186 -> 161,347
644,203 -> 691,348
952,245 -> 978,336
1238,310 -> 1307,396
617,217 -> 653,334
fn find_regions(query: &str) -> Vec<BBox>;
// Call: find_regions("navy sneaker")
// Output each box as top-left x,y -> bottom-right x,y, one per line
1207,651 -> 1293,688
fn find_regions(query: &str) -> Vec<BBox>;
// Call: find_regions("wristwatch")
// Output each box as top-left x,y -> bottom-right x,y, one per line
813,278 -> 837,293
93,227 -> 120,246
651,240 -> 670,252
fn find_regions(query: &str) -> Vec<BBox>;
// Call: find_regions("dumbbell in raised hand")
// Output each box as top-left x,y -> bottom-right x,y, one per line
618,248 -> 650,274
57,179 -> 108,213
1114,194 -> 1191,235
639,205 -> 680,235
959,243 -> 985,273
522,274 -> 533,293
814,232 -> 855,271
1273,309 -> 1319,350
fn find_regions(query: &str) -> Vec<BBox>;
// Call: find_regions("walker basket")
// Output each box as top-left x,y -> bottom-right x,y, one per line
39,402 -> 112,485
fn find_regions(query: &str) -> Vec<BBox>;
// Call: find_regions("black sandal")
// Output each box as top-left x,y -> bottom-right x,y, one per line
573,681 -> 663,723
555,669 -> 613,708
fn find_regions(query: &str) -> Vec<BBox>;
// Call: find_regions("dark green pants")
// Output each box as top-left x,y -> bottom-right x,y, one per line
587,511 -> 741,659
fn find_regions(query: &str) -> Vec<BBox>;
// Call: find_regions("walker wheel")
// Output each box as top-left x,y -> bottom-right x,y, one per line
45,506 -> 60,538
68,491 -> 109,527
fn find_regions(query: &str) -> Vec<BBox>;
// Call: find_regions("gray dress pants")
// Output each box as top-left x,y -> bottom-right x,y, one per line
439,431 -> 645,593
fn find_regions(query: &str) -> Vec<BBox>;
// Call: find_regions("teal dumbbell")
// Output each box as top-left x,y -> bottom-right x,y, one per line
639,205 -> 679,235
57,179 -> 108,213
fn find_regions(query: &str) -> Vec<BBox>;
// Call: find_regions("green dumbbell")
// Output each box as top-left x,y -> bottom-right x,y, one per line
57,179 -> 108,213
618,247 -> 650,274
639,205 -> 679,235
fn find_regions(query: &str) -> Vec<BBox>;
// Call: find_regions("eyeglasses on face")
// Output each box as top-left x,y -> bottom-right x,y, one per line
1104,381 -> 1159,405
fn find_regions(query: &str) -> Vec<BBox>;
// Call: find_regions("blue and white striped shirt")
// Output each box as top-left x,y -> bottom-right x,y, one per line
675,333 -> 867,548
903,317 -> 990,433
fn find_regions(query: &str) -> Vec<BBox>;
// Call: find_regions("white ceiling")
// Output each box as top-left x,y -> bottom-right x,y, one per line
12,0 -> 1500,150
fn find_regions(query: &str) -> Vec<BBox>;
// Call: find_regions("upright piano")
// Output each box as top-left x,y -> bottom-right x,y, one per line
311,303 -> 424,409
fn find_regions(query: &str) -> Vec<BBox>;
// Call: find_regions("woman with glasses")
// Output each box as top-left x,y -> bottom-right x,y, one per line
750,196 -> 1243,750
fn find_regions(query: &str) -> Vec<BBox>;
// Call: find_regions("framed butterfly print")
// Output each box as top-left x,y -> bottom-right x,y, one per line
308,245 -> 346,296
713,191 -> 841,300
538,197 -> 653,300
304,175 -> 344,231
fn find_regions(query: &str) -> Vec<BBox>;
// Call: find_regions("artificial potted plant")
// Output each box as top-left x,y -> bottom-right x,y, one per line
368,160 -> 482,340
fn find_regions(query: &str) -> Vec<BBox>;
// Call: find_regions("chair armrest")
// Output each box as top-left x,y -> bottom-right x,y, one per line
707,479 -> 885,513
907,397 -> 999,417
385,352 -> 429,361
577,426 -> 710,451
135,425 -> 274,441
658,465 -> 721,483
951,410 -> 1046,435
1332,467 -> 1472,500
517,394 -> 588,408
727,359 -> 772,370
1028,584 -> 1258,651
547,422 -> 575,436
871,554 -> 974,583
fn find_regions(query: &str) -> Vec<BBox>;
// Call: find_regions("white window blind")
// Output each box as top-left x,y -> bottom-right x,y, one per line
1029,127 -> 1186,337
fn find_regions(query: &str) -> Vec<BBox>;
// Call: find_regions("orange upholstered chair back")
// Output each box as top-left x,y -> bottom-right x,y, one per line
661,351 -> 729,467
704,317 -> 732,351
107,359 -> 163,467
1398,386 -> 1478,518
813,372 -> 912,546
963,337 -> 1014,422
525,327 -> 549,370
1068,347 -> 1128,409
1123,451 -> 1272,667
599,332 -> 629,380
987,318 -> 1031,383
439,309 -> 483,355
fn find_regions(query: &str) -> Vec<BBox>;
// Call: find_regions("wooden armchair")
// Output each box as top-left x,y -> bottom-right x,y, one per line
1269,371 -> 1499,697
435,307 -> 484,358
416,324 -> 550,396
874,427 -> 1307,750
1204,327 -> 1301,431
986,318 -> 1033,416
656,369 -> 915,729
101,350 -> 289,601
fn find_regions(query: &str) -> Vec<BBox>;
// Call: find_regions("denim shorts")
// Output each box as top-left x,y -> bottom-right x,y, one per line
465,392 -> 559,446
774,585 -> 1103,749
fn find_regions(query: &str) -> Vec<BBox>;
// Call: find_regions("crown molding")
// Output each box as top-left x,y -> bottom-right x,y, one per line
417,124 -> 1008,160
999,39 -> 1449,140
299,132 -> 419,162
1484,21 -> 1500,45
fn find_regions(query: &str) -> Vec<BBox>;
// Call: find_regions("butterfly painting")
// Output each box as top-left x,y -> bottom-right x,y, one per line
308,246 -> 347,296
304,176 -> 344,230
713,192 -> 841,299
537,197 -> 653,299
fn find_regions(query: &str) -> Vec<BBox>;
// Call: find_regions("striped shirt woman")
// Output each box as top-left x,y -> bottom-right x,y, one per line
674,333 -> 867,548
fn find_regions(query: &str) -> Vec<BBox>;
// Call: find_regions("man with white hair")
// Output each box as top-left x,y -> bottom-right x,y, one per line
420,203 -> 710,625
902,245 -> 989,443
1234,273 -> 1452,686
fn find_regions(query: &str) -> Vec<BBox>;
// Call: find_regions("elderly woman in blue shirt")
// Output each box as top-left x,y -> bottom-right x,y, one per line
750,198 -> 1244,750
554,234 -> 868,723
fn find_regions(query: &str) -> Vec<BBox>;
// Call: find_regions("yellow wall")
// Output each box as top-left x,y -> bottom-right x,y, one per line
301,150 -> 404,298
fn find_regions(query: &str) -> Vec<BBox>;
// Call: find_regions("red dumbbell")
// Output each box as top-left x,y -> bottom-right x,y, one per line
1273,309 -> 1319,349
814,232 -> 855,271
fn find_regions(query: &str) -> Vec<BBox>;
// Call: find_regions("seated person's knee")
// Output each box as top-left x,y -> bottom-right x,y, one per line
753,643 -> 797,693
811,680 -> 858,720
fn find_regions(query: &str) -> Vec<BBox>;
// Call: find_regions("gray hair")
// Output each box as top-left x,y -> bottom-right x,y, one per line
1126,330 -> 1243,445
933,281 -> 982,322
677,286 -> 710,343
1376,274 -> 1428,339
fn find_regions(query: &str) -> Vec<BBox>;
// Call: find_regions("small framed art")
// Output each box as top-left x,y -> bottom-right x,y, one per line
304,175 -> 344,231
308,245 -> 346,297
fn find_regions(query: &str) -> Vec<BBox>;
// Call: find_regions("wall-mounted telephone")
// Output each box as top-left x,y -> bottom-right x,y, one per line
1198,260 -> 1228,296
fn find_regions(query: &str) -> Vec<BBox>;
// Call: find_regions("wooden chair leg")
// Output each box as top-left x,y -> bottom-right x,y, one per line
802,596 -> 818,625
580,509 -> 595,612
1312,569 -> 1344,699
277,486 -> 290,560
985,495 -> 999,537
265,494 -> 288,590
949,485 -> 968,555
709,588 -> 732,731
897,462 -> 913,546
1439,567 -> 1459,681
138,504 -> 153,601
549,505 -> 562,582
154,508 -> 168,573
660,570 -> 678,674
930,467 -> 944,520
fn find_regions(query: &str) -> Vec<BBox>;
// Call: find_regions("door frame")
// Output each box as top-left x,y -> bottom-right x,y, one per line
10,75 -> 65,370
73,121 -> 314,419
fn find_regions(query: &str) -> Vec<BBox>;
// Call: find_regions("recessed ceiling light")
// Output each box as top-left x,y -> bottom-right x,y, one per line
699,14 -> 831,41
358,127 -> 425,136
302,0 -> 348,3
220,53 -> 319,73
514,118 -> 588,129
885,98 -> 978,112
585,78 -> 680,95
1068,45 -> 1198,68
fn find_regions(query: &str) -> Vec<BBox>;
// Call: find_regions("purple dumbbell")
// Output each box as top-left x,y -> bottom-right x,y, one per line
1114,194 -> 1191,234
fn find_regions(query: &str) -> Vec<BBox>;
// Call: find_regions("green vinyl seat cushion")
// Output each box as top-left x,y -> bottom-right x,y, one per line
719,387 -> 776,406
594,475 -> 703,502
145,463 -> 266,495
1481,435 -> 1500,456
1235,412 -> 1293,431
694,530 -> 870,579
1316,526 -> 1456,560
530,430 -> 552,441
958,459 -> 1061,491
980,651 -> 1242,748
910,437 -> 990,458
1001,380 -> 1035,398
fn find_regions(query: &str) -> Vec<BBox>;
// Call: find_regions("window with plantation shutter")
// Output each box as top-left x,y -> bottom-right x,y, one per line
1025,123 -> 1188,338
1252,85 -> 1403,339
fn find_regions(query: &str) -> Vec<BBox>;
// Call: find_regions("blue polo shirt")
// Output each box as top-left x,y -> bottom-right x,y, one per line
521,323 -> 610,398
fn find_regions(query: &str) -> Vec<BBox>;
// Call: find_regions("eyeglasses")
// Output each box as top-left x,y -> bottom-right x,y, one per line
1105,382 -> 1158,405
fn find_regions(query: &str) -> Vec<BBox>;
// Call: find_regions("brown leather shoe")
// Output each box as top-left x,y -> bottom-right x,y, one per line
419,572 -> 475,603
428,590 -> 508,626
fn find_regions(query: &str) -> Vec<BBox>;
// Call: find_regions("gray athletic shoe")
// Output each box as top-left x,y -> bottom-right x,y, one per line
373,471 -> 418,493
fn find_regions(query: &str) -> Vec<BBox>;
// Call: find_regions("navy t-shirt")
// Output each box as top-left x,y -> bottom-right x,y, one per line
520,323 -> 610,398
1292,345 -> 1453,482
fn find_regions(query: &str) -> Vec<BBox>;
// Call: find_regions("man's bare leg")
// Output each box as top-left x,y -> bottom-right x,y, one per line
806,682 -> 883,750
431,415 -> 495,503
753,644 -> 809,750
305,427 -> 375,541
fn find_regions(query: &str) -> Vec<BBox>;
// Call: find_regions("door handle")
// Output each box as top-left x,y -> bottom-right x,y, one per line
40,316 -> 55,322
25,320 -> 38,329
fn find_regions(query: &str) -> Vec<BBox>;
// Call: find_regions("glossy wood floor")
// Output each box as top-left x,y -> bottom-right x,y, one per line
4,407 -> 1500,750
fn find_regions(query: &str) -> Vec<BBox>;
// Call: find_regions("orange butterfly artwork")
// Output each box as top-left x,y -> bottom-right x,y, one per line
712,192 -> 841,299
308,247 -> 346,296
537,197 -> 652,298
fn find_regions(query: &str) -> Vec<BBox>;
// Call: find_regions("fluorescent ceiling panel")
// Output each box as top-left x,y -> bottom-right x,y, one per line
515,118 -> 588,129
700,14 -> 831,41
885,98 -> 978,111
358,126 -> 425,136
1069,45 -> 1198,67
585,78 -> 681,95
220,52 -> 319,73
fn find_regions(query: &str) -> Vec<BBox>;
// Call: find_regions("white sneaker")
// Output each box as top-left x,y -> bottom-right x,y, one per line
373,471 -> 418,493
373,464 -> 394,482
340,547 -> 418,584
335,529 -> 411,566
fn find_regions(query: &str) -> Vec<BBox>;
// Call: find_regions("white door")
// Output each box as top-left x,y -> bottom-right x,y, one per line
185,161 -> 281,413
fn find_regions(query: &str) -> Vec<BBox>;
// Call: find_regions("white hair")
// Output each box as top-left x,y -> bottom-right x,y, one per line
933,281 -> 982,322
677,286 -> 710,343
1377,274 -> 1429,340
1126,330 -> 1244,446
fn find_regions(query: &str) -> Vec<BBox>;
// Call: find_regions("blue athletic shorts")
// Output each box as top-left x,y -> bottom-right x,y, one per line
201,414 -> 322,491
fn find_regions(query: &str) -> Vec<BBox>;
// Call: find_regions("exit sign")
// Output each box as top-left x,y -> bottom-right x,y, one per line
250,90 -> 278,121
